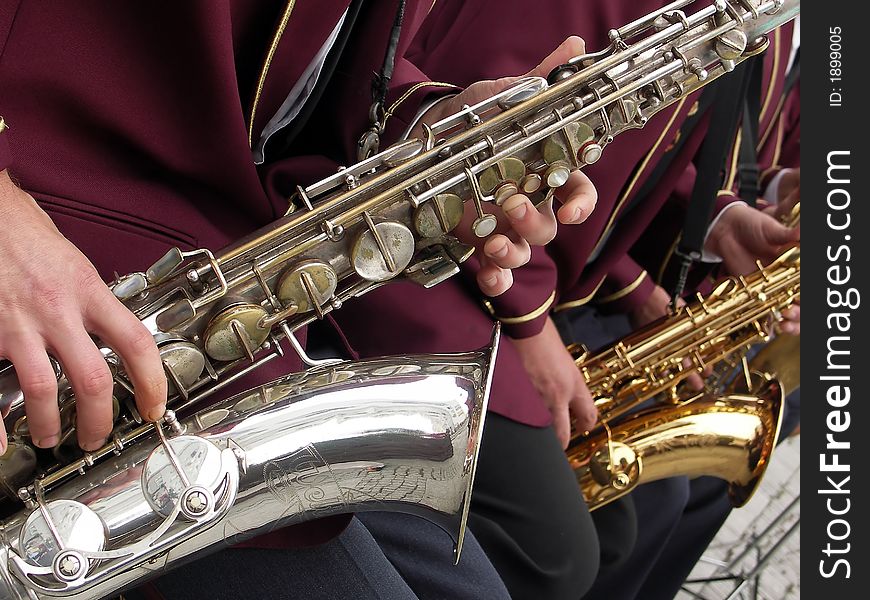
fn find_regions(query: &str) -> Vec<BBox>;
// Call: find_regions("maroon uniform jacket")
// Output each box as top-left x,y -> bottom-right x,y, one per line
336,2 -> 795,428
0,0 -> 460,547
334,0 -> 714,427
626,25 -> 799,293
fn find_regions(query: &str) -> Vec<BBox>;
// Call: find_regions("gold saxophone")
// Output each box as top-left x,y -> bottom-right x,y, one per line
567,248 -> 799,510
573,379 -> 784,510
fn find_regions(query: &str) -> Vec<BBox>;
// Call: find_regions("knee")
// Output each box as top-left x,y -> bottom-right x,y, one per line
633,477 -> 691,525
592,496 -> 637,573
536,506 -> 601,600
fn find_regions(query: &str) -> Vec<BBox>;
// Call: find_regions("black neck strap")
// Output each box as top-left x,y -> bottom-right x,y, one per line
358,0 -> 408,159
737,61 -> 763,205
665,58 -> 758,305
738,48 -> 800,206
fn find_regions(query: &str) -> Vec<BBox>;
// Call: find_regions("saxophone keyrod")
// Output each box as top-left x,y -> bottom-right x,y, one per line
567,3 -> 721,74
214,0 -> 782,275
678,19 -> 747,55
582,268 -> 799,390
590,320 -> 798,420
418,60 -> 687,204
174,346 -> 284,413
605,292 -> 795,380
30,422 -> 157,493
173,276 -> 379,412
616,0 -> 695,39
214,2 -> 717,269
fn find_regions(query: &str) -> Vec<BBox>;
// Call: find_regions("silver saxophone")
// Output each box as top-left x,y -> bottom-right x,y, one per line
0,0 -> 798,597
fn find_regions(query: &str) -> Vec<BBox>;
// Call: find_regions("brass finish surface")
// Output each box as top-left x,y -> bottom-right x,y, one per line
572,379 -> 784,510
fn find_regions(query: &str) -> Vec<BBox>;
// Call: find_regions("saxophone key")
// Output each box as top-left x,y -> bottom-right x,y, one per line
142,435 -> 225,519
520,173 -> 543,194
203,301 -> 270,362
19,498 -> 107,574
543,162 -> 572,188
478,157 -> 526,197
158,339 -> 207,396
578,141 -> 604,165
413,193 -> 464,238
276,260 -> 339,314
146,247 -> 185,285
352,217 -> 415,281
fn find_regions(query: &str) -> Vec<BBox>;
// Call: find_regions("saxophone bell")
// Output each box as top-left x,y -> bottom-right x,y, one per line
570,376 -> 784,511
0,326 -> 499,600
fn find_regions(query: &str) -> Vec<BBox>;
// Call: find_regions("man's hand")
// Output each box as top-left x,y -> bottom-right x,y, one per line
417,38 -> 598,297
770,169 -> 800,334
763,167 -> 800,223
0,171 -> 167,453
705,203 -> 800,335
705,203 -> 800,277
512,317 -> 597,448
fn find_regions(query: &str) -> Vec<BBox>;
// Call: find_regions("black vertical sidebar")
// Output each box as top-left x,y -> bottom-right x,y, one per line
802,0 -> 866,597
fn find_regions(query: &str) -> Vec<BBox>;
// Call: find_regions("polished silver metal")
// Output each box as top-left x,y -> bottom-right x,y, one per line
0,0 -> 798,595
0,2 -> 798,421
0,337 -> 497,599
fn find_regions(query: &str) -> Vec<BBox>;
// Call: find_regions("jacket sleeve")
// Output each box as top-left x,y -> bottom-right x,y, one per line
479,246 -> 559,339
378,58 -> 462,146
594,254 -> 656,315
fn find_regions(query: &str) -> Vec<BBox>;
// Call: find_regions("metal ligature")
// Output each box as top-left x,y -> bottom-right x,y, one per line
0,0 -> 798,597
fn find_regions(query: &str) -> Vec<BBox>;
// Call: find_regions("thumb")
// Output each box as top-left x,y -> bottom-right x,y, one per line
762,216 -> 800,246
526,36 -> 587,79
459,36 -> 587,106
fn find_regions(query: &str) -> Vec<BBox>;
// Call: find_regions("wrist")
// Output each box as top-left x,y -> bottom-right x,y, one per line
702,201 -> 747,262
0,169 -> 20,206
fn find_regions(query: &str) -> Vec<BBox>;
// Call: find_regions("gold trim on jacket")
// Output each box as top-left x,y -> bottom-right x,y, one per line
553,278 -> 607,313
597,271 -> 649,304
588,97 -> 688,260
382,81 -> 461,132
248,1 -> 299,147
484,291 -> 556,324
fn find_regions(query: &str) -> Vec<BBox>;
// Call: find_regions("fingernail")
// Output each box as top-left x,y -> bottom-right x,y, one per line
35,434 -> 60,449
488,243 -> 509,258
505,202 -> 528,220
82,438 -> 107,452
146,402 -> 167,423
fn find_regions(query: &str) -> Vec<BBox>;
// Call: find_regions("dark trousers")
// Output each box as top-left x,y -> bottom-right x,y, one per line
463,414 -> 608,600
555,307 -> 695,600
630,387 -> 802,600
125,516 -> 509,600
584,477 -> 692,600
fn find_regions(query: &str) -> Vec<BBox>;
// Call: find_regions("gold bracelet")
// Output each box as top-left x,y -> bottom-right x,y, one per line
0,116 -> 8,134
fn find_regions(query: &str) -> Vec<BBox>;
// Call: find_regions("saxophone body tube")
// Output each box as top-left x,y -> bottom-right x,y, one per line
0,341 -> 496,600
